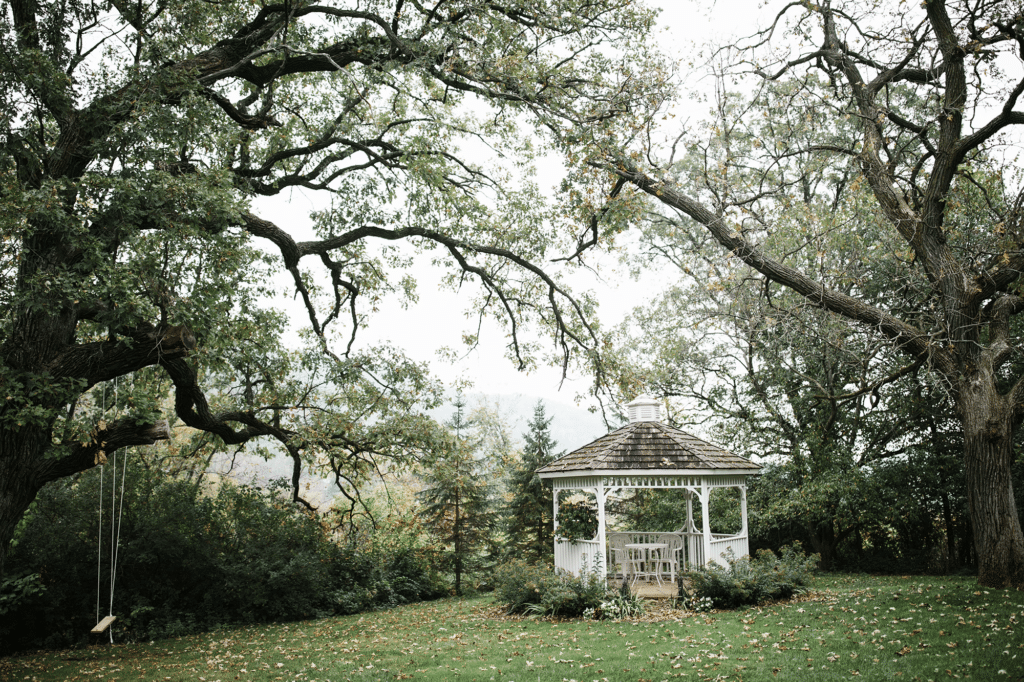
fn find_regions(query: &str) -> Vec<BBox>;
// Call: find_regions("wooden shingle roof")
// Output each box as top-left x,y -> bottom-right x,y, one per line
537,421 -> 760,476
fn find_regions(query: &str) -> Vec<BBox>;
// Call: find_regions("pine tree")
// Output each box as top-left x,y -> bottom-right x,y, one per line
504,401 -> 563,563
419,394 -> 494,595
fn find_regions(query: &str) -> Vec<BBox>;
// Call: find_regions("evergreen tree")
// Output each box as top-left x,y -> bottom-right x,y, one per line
504,401 -> 562,563
419,394 -> 494,595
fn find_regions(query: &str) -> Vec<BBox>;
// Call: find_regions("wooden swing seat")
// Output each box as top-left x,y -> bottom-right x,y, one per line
91,615 -> 116,634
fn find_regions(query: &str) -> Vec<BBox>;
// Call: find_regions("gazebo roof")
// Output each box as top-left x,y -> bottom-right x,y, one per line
537,420 -> 761,478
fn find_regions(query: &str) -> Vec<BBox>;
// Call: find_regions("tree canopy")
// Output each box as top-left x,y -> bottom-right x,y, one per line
593,0 -> 1024,587
0,0 -> 667,578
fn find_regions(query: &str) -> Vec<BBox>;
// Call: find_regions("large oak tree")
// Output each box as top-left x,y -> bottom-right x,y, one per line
599,0 -> 1024,587
604,81 -> 960,569
0,0 -> 665,578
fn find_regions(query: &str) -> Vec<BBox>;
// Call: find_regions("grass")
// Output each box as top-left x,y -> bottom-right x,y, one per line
2,574 -> 1022,682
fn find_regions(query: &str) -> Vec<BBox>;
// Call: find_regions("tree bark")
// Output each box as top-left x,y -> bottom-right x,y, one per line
454,490 -> 462,597
959,391 -> 1024,588
0,430 -> 50,580
807,522 -> 838,571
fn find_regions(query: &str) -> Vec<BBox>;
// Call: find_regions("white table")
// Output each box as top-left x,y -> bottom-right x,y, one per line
625,542 -> 668,586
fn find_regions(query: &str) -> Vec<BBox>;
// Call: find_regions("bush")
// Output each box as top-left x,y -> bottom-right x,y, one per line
493,559 -> 606,617
0,469 -> 447,654
683,543 -> 818,610
492,559 -> 559,613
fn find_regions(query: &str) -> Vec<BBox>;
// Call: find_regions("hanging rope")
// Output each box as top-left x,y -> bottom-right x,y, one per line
109,447 -> 128,643
93,377 -> 129,642
95,382 -> 106,628
95,455 -> 103,627
108,448 -> 117,643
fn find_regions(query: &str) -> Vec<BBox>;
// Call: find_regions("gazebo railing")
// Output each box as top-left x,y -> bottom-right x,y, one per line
556,531 -> 752,577
705,533 -> 749,568
606,531 -> 750,572
686,532 -> 704,568
554,538 -> 602,576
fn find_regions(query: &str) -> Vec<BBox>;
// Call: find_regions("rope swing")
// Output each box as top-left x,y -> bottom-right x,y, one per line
91,379 -> 129,641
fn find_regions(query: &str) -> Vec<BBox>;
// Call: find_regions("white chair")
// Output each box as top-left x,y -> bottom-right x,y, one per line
655,533 -> 684,583
607,533 -> 631,581
629,544 -> 663,586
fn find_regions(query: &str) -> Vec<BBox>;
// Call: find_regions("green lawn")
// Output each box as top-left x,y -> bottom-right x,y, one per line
3,575 -> 1022,682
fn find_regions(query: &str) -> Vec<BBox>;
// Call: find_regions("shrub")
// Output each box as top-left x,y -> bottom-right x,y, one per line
555,500 -> 598,543
493,559 -> 606,617
492,559 -> 559,614
0,469 -> 447,654
683,543 -> 818,609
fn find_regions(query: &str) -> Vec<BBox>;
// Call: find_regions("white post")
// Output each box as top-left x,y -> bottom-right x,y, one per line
595,480 -> 607,578
685,488 -> 695,566
739,485 -> 748,537
701,479 -> 712,567
686,489 -> 694,532
553,489 -> 560,536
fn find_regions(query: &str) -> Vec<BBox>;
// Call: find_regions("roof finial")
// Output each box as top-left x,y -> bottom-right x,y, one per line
627,395 -> 662,423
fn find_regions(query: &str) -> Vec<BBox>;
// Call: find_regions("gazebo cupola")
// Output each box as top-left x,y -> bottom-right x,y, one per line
537,396 -> 761,577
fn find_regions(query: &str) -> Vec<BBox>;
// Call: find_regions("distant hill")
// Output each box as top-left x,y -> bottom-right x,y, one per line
430,392 -> 610,455
204,392 -> 612,508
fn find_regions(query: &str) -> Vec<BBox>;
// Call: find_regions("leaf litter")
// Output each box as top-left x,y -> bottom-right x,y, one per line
4,575 -> 1022,682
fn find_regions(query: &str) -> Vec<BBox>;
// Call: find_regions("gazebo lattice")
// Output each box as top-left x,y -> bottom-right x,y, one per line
537,397 -> 761,578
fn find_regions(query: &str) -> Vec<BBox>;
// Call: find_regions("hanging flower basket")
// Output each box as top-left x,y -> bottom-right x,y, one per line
556,500 -> 598,543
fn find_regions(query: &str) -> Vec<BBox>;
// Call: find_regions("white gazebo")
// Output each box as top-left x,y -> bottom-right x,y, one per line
537,396 -> 761,578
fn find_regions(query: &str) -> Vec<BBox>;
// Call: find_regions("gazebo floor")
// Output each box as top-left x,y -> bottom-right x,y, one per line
607,576 -> 679,599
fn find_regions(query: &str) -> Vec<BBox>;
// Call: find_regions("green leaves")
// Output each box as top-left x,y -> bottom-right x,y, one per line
0,0 -> 673,587
555,499 -> 599,543
417,393 -> 497,595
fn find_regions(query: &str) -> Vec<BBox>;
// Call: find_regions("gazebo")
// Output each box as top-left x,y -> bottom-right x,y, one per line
537,396 -> 761,578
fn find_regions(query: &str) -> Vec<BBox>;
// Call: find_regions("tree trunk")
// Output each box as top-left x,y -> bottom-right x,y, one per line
941,491 -> 955,571
808,522 -> 838,571
0,418 -> 172,581
960,393 -> 1024,589
0,430 -> 49,579
454,492 -> 462,596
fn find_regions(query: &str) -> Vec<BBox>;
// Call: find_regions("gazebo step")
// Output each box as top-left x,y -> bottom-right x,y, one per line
607,577 -> 679,599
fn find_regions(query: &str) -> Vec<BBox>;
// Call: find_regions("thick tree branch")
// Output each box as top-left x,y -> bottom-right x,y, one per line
159,357 -> 279,445
37,418 -> 172,484
48,324 -> 196,388
610,162 -> 958,380
986,294 -> 1024,371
